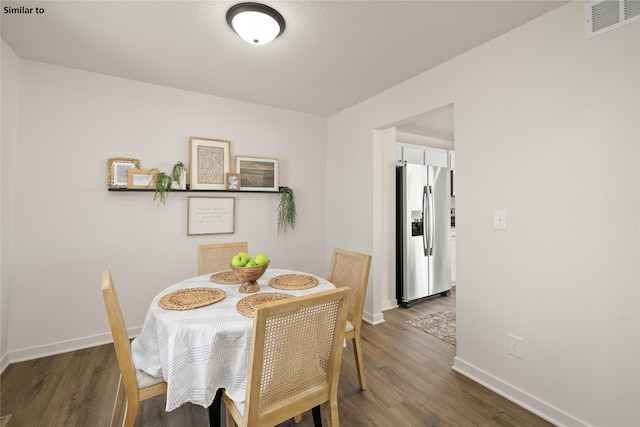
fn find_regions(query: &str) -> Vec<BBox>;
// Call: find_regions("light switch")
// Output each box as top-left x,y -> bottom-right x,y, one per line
494,210 -> 507,230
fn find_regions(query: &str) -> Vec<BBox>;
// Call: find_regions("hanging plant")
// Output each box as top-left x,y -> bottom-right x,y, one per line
154,172 -> 172,206
277,187 -> 297,235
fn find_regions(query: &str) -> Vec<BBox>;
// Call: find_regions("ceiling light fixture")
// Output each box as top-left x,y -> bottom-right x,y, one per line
226,2 -> 285,46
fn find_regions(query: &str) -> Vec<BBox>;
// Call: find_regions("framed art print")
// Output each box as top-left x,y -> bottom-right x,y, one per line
235,156 -> 279,191
127,169 -> 158,189
187,197 -> 235,235
226,173 -> 241,190
108,157 -> 141,188
189,137 -> 231,190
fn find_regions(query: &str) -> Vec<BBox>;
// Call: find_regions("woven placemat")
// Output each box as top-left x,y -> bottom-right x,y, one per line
210,270 -> 241,285
269,274 -> 319,290
159,288 -> 226,310
236,293 -> 294,317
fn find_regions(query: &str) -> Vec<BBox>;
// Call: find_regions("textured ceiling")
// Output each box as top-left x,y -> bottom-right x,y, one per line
1,1 -> 567,117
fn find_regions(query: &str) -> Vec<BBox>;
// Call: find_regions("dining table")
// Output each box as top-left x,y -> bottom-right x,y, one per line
131,267 -> 336,417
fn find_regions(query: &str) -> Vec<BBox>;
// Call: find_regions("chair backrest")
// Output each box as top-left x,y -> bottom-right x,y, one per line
101,270 -> 140,401
327,248 -> 372,333
243,287 -> 350,426
197,241 -> 248,275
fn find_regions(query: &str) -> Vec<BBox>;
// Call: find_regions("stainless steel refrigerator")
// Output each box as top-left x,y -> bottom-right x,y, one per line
396,163 -> 451,307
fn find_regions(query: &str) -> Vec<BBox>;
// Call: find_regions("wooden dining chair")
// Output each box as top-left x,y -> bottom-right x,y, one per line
197,241 -> 248,275
101,270 -> 167,427
223,287 -> 350,427
327,247 -> 372,390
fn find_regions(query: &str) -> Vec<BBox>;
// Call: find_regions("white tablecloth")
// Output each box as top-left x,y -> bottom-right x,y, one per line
131,268 -> 335,412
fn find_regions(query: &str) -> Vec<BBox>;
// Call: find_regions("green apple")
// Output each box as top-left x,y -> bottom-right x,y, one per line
237,252 -> 250,265
245,259 -> 257,267
231,254 -> 246,267
254,253 -> 269,266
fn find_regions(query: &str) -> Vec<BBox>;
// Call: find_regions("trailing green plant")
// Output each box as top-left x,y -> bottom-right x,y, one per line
154,172 -> 172,206
171,161 -> 187,190
277,187 -> 297,235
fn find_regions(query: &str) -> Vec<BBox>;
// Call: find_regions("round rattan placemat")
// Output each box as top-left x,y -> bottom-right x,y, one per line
269,274 -> 319,290
236,292 -> 294,317
159,287 -> 226,310
210,270 -> 241,285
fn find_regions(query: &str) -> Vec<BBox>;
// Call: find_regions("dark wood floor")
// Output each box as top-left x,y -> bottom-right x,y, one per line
1,287 -> 553,426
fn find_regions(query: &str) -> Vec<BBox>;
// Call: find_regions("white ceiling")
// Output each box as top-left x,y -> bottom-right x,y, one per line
1,1 -> 567,118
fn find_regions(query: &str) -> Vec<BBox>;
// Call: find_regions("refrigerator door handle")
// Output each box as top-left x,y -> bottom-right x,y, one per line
422,186 -> 429,256
426,185 -> 435,256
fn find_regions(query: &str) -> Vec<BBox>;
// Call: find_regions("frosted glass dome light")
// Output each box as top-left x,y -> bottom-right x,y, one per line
226,3 -> 285,46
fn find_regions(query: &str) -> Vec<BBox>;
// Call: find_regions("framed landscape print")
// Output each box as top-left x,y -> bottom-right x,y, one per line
235,156 -> 279,191
108,157 -> 141,188
189,137 -> 231,190
187,197 -> 235,235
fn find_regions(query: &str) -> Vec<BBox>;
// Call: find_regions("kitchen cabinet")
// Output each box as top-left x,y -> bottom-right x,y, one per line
396,143 -> 448,168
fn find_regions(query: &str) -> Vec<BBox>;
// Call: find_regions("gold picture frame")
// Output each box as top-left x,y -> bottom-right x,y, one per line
108,157 -> 141,188
189,137 -> 231,190
127,169 -> 158,189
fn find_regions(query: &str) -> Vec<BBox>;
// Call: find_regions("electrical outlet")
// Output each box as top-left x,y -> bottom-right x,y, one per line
508,334 -> 523,359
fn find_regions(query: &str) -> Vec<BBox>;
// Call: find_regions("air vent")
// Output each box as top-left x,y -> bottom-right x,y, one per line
586,0 -> 640,38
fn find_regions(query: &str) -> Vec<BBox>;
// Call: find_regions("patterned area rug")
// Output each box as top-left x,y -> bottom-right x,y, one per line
1,414 -> 12,427
406,308 -> 456,345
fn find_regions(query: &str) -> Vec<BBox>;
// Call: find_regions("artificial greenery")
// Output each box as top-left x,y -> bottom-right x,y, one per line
171,161 -> 187,189
154,172 -> 172,206
277,187 -> 297,235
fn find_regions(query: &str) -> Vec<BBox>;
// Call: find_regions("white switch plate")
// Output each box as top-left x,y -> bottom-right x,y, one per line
494,210 -> 507,230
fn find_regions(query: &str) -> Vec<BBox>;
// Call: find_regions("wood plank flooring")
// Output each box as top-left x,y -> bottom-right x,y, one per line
1,287 -> 553,426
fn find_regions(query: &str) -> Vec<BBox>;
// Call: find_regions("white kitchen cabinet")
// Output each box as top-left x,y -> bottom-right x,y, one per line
423,147 -> 448,168
400,145 -> 425,164
396,143 -> 448,167
448,150 -> 455,169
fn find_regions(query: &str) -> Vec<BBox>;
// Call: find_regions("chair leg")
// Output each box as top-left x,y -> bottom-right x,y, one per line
294,414 -> 302,423
123,397 -> 139,427
208,388 -> 224,427
110,376 -> 126,427
312,405 -> 322,427
326,398 -> 339,427
352,336 -> 367,390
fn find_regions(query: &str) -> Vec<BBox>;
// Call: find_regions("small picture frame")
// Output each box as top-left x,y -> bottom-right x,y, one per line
226,173 -> 241,190
108,157 -> 141,188
127,169 -> 158,189
187,197 -> 235,235
189,137 -> 231,190
235,156 -> 279,191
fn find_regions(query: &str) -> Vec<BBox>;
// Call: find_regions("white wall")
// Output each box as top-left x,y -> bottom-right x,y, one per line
1,40 -> 21,371
327,2 -> 639,426
4,60 -> 328,362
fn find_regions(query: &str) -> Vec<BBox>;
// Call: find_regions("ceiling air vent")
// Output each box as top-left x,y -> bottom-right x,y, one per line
586,0 -> 640,38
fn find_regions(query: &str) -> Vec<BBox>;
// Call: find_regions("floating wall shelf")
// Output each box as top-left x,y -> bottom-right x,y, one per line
108,187 -> 282,194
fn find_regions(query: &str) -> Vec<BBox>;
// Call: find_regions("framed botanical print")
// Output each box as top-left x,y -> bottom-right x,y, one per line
235,156 -> 279,191
189,137 -> 231,190
108,157 -> 141,188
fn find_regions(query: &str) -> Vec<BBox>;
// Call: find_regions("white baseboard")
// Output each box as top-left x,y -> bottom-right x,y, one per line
6,326 -> 141,366
0,352 -> 9,374
381,298 -> 398,311
452,356 -> 591,427
363,309 -> 385,325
